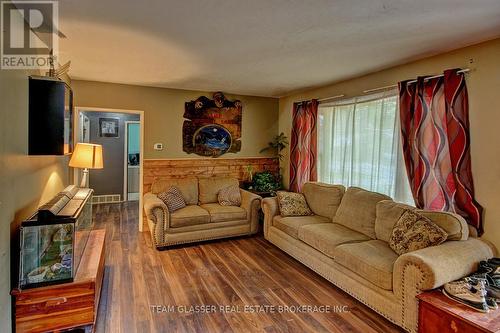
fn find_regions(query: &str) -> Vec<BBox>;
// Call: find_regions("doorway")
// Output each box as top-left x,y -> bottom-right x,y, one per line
74,107 -> 145,232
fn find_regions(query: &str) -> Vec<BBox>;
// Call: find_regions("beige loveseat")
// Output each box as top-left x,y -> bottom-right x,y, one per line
144,177 -> 261,248
262,182 -> 495,333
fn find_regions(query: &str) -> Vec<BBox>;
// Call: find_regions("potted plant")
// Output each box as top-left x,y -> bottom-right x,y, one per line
242,165 -> 254,189
259,132 -> 289,161
252,171 -> 281,196
258,132 -> 289,195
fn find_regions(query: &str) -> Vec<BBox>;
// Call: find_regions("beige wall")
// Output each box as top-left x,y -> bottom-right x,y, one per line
72,80 -> 279,159
0,70 -> 70,331
279,38 -> 500,250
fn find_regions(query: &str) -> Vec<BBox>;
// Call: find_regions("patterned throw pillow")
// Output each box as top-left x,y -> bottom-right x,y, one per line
277,191 -> 313,217
218,185 -> 242,206
157,186 -> 186,212
389,210 -> 448,255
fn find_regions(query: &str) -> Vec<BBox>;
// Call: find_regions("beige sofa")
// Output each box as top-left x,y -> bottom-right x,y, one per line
144,177 -> 261,248
262,182 -> 494,333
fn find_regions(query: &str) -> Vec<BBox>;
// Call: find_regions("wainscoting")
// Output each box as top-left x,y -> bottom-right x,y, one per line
143,157 -> 279,193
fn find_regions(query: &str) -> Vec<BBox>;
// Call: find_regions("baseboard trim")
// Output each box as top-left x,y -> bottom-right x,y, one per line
92,194 -> 122,204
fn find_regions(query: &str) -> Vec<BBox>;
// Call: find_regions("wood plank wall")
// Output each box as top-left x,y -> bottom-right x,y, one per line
143,158 -> 279,193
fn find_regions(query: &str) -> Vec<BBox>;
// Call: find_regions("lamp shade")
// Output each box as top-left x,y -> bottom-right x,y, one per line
69,143 -> 103,169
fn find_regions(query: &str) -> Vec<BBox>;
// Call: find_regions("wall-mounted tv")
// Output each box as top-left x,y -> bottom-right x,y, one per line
28,76 -> 74,155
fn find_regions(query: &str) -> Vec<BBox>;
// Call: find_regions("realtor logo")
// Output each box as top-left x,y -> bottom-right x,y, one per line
1,1 -> 58,69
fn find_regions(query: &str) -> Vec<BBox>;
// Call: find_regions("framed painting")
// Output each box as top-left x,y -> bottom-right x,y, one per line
99,118 -> 119,138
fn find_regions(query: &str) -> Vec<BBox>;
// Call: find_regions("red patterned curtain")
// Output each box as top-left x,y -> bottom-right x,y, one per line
289,99 -> 318,192
399,69 -> 483,234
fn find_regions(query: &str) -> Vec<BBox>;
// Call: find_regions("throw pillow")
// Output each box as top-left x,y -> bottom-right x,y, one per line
389,209 -> 448,255
218,185 -> 242,206
277,191 -> 313,217
158,186 -> 186,212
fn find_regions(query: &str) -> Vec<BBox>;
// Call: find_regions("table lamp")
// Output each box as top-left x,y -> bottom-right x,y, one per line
69,143 -> 103,188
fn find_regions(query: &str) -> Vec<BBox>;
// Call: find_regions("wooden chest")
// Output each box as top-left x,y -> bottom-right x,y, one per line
418,290 -> 500,333
12,229 -> 106,333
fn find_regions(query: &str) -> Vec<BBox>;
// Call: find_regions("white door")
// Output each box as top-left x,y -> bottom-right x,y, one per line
125,121 -> 140,201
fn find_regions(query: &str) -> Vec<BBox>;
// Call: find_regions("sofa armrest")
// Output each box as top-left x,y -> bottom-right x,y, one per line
240,189 -> 262,233
393,238 -> 493,332
394,238 -> 493,294
143,192 -> 169,245
143,192 -> 168,223
261,197 -> 279,239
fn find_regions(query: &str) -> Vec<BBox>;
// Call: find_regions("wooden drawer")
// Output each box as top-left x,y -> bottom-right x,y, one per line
16,306 -> 95,333
13,282 -> 96,332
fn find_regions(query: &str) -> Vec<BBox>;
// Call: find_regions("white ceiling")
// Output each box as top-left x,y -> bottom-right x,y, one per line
58,0 -> 500,97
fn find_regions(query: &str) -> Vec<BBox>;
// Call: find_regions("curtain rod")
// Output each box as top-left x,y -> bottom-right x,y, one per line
295,94 -> 345,105
318,94 -> 345,103
301,68 -> 470,104
362,68 -> 470,94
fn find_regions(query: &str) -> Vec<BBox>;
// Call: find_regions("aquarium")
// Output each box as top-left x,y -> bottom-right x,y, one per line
18,186 -> 93,289
20,222 -> 75,287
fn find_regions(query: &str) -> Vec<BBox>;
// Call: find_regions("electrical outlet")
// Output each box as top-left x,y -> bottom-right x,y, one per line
154,143 -> 163,151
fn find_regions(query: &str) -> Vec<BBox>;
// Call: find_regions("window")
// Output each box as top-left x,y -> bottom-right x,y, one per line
317,90 -> 414,204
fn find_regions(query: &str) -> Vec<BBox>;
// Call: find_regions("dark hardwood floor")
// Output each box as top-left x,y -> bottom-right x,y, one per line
92,202 -> 404,333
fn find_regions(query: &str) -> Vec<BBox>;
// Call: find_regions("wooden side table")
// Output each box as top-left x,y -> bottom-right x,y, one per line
12,229 -> 106,333
418,290 -> 500,333
245,190 -> 274,198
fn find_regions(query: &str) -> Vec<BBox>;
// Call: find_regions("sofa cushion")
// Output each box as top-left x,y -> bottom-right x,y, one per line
170,205 -> 210,228
375,200 -> 416,242
157,186 -> 186,212
334,240 -> 398,290
375,200 -> 469,242
199,177 -> 239,204
298,223 -> 370,258
418,210 -> 469,241
389,210 -> 447,255
201,203 -> 247,223
302,182 -> 345,219
273,215 -> 330,239
151,178 -> 198,205
277,191 -> 313,217
218,184 -> 242,206
333,187 -> 391,239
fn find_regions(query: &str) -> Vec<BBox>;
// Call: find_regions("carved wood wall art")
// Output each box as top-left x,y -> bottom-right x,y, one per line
183,92 -> 242,157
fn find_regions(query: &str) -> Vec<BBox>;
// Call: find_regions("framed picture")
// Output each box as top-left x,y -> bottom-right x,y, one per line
99,118 -> 119,138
